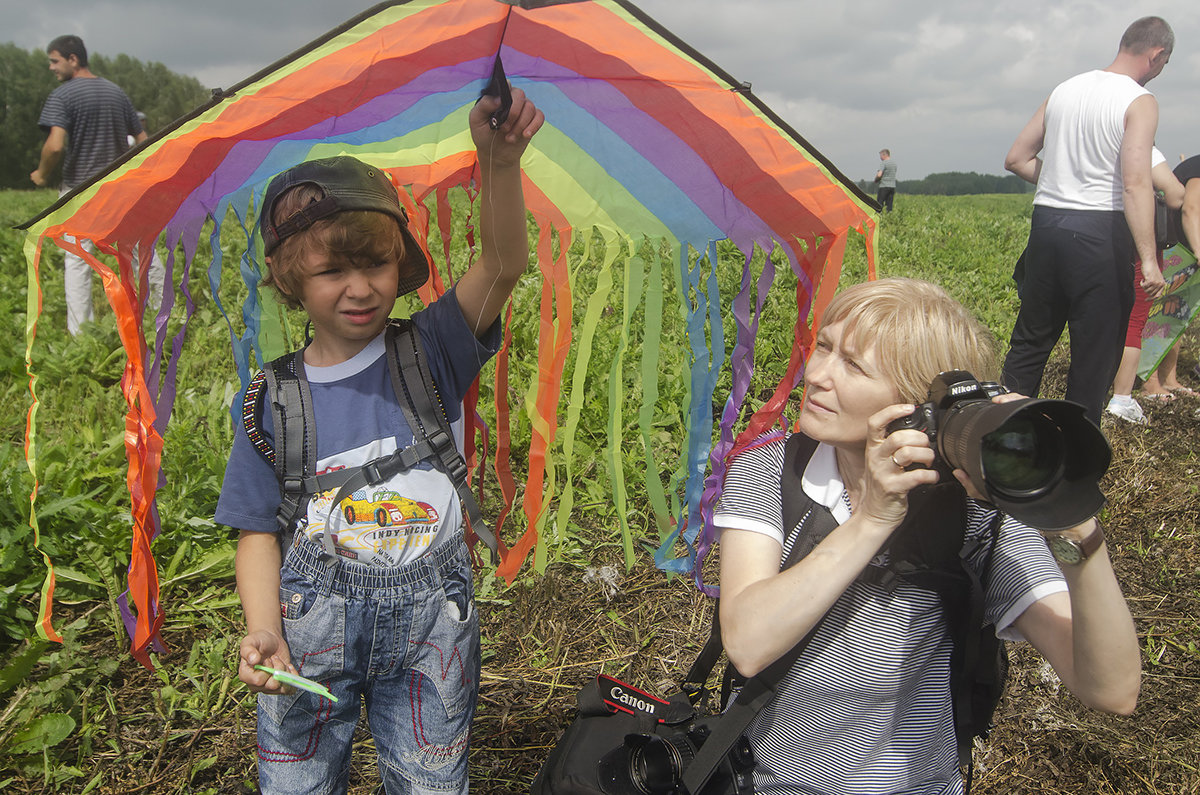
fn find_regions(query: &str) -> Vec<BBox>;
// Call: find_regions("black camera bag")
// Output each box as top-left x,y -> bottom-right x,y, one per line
529,575 -> 833,795
529,441 -> 840,795
527,666 -> 756,795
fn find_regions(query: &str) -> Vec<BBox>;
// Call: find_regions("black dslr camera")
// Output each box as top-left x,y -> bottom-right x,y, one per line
886,371 -> 1111,530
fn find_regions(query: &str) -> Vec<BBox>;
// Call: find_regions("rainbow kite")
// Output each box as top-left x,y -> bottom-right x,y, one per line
21,0 -> 877,667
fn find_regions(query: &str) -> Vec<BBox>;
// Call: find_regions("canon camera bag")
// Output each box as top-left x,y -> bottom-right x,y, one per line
529,435 -> 840,795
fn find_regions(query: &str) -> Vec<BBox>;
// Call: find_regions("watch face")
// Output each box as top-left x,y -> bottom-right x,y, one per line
1048,534 -> 1083,565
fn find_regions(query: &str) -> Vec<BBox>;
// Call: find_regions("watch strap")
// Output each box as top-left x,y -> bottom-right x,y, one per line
1047,521 -> 1106,563
1076,521 -> 1107,559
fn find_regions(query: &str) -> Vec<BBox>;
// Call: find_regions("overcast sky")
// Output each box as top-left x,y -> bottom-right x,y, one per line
5,1 -> 1198,181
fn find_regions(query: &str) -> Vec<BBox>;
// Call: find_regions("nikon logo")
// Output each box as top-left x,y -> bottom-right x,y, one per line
610,685 -> 656,715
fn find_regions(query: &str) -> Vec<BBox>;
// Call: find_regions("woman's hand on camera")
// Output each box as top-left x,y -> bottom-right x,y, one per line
861,403 -> 940,526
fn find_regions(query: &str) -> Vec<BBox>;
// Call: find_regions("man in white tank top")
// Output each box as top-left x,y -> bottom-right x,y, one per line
1001,16 -> 1172,426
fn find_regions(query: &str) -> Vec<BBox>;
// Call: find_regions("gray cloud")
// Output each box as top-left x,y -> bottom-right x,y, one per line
5,0 -> 1198,180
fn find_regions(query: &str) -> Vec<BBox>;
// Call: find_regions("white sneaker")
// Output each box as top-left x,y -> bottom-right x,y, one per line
1105,396 -> 1146,425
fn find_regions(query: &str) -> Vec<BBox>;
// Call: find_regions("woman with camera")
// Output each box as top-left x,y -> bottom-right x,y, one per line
714,278 -> 1141,794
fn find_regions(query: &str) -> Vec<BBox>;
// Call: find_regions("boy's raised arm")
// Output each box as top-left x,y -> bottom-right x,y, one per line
455,86 -> 544,338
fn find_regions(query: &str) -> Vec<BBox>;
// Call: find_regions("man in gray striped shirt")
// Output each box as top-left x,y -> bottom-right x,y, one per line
31,34 -> 146,335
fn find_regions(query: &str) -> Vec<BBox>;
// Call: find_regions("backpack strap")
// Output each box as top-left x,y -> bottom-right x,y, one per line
858,485 -> 1007,778
384,319 -> 499,562
683,434 -> 832,795
780,433 -> 825,569
263,351 -> 316,553
758,432 -> 1004,783
241,319 -> 498,562
241,370 -> 275,465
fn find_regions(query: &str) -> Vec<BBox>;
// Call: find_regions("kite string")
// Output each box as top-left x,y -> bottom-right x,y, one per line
468,130 -> 503,342
468,0 -> 516,341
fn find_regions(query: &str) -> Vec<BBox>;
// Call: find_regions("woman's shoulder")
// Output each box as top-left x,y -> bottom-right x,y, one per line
726,430 -> 797,475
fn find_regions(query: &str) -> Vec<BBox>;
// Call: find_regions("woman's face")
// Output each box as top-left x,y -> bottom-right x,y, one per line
798,320 -> 902,449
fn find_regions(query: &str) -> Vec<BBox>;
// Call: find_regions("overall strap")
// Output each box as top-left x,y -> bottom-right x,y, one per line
385,320 -> 499,562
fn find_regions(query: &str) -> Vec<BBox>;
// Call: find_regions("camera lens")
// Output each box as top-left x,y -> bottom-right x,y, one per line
629,734 -> 696,794
980,412 -> 1064,499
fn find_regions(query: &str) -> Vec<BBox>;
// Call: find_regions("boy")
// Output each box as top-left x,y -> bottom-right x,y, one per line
217,88 -> 543,794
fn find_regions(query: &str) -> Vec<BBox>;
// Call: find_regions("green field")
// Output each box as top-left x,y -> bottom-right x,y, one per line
1,188 -> 1197,793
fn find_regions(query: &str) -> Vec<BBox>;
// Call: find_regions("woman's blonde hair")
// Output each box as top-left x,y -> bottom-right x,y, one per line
262,183 -> 406,310
819,278 -> 999,403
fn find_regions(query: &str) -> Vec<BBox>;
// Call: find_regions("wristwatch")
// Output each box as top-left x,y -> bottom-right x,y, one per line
1043,521 -> 1106,565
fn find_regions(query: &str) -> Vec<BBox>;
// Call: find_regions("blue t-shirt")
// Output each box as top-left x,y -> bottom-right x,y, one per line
215,288 -> 499,566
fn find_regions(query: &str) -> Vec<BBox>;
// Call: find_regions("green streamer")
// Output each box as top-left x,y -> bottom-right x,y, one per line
607,252 -> 647,569
639,247 -> 671,539
549,233 -> 619,565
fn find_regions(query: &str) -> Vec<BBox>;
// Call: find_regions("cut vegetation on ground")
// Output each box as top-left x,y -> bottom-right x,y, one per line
1,192 -> 1197,794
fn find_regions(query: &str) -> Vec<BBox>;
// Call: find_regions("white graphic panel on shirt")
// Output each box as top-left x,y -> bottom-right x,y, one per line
299,437 -> 460,566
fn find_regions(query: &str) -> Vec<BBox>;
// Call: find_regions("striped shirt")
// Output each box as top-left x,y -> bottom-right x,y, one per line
38,76 -> 141,188
714,434 -> 1066,795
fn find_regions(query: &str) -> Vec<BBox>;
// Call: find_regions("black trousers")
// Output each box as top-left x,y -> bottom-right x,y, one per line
877,186 -> 895,211
1001,206 -> 1135,426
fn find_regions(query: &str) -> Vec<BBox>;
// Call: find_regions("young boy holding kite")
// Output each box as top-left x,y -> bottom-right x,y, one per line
216,88 -> 542,793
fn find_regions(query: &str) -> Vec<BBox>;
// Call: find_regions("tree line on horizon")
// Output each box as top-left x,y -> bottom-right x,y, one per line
0,43 -> 212,191
856,171 -> 1035,196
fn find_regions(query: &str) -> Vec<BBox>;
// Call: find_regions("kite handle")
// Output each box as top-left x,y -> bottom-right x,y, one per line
479,55 -> 513,130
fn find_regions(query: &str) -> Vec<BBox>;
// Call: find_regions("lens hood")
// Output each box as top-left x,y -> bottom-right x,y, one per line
938,397 -> 1110,530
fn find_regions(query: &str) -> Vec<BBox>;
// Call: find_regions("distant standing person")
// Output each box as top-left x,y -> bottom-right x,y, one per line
1002,16 -> 1172,425
1106,149 -> 1193,424
30,34 -> 146,336
875,149 -> 897,211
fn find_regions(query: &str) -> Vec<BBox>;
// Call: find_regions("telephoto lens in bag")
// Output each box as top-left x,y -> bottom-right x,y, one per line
529,673 -> 755,795
888,371 -> 1111,530
597,727 -> 754,795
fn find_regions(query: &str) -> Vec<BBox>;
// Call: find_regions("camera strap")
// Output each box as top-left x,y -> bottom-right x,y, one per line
680,434 -> 833,795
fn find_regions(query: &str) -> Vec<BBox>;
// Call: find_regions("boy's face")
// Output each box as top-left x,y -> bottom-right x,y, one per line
291,248 -> 401,360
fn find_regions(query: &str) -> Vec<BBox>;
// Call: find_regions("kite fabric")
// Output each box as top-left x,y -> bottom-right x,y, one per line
1138,243 -> 1200,380
21,0 -> 877,666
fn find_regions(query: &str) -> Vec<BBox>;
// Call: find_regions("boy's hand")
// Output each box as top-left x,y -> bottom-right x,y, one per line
471,86 -> 544,168
239,630 -> 296,694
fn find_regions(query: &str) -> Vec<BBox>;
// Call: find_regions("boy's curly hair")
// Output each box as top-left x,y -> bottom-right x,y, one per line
262,183 -> 406,310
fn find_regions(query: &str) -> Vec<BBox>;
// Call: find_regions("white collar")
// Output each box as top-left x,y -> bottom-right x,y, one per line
800,441 -> 852,523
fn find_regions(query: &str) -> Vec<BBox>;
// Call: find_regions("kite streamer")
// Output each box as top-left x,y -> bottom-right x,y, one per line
21,0 -> 876,665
